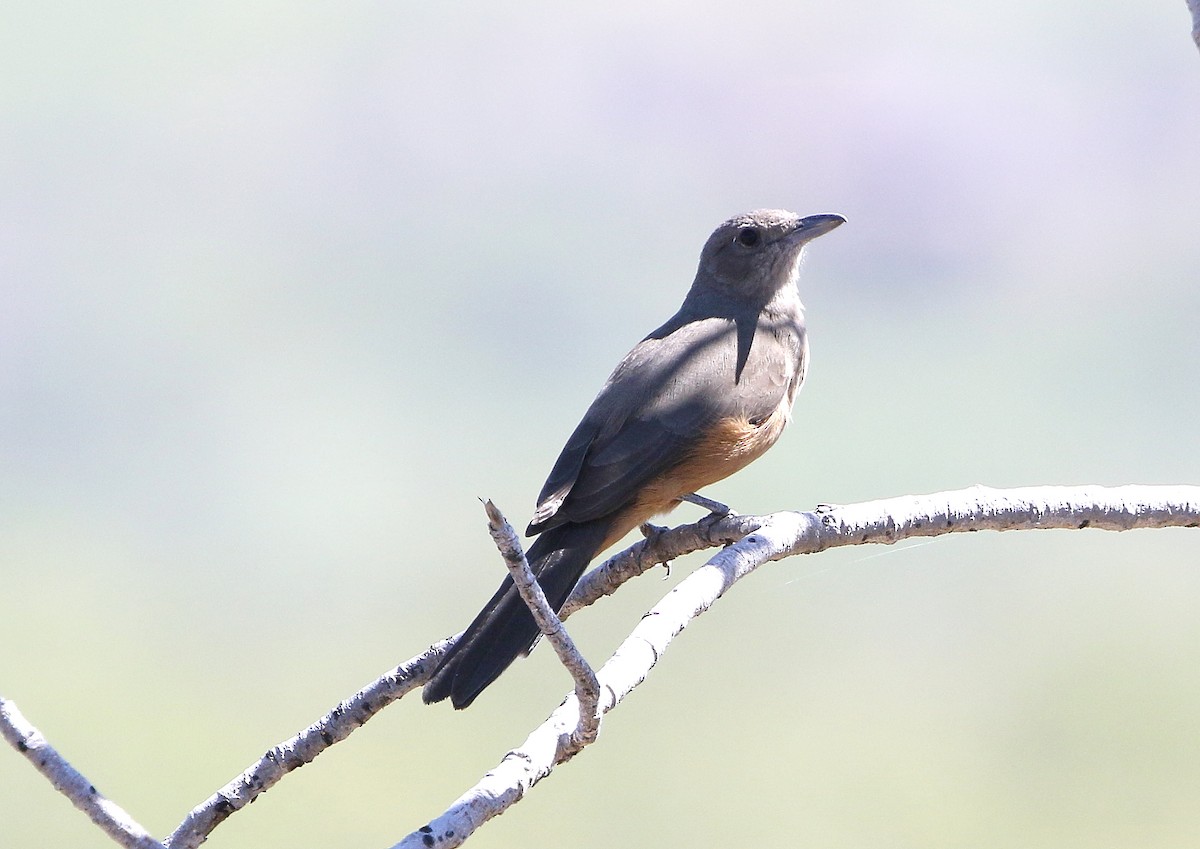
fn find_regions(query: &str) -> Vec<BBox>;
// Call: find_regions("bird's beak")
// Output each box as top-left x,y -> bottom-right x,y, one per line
795,213 -> 847,240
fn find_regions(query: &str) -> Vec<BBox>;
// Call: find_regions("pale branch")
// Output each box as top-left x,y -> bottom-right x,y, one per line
165,640 -> 452,849
0,697 -> 162,849
4,486 -> 1197,849
482,500 -> 600,741
560,509 -> 762,618
396,484 -> 1200,848
1190,0 -> 1200,50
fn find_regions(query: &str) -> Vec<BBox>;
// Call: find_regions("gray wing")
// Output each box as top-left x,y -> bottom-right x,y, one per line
527,309 -> 804,535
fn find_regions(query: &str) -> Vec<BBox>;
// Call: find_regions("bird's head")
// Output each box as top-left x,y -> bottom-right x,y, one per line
696,209 -> 845,304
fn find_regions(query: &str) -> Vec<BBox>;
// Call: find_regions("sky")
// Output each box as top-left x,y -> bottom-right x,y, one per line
3,3 -> 1199,848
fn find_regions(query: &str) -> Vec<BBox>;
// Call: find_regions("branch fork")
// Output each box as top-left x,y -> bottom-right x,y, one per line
3,485 -> 1198,849
482,499 -> 601,742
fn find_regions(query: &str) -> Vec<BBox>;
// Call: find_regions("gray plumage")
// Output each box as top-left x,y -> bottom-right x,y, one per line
424,209 -> 844,709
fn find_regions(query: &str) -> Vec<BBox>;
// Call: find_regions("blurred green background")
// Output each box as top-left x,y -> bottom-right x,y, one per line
3,2 -> 1199,847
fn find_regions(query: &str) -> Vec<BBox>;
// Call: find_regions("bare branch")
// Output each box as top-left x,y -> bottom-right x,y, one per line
396,484 -> 1200,848
168,500 -> 723,846
0,697 -> 163,849
165,641 -> 450,849
482,500 -> 600,741
6,486 -> 1197,849
561,510 -> 762,618
1190,0 -> 1200,50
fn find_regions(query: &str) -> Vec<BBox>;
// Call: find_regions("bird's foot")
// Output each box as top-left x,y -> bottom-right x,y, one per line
637,521 -> 673,577
639,520 -> 669,539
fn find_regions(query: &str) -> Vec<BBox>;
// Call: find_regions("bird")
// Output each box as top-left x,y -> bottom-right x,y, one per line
423,209 -> 845,709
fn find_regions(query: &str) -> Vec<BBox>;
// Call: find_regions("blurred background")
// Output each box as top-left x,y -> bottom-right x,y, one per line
3,2 -> 1199,847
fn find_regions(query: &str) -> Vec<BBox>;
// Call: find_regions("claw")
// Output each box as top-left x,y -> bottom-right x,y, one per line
637,522 -> 673,577
639,521 -> 668,539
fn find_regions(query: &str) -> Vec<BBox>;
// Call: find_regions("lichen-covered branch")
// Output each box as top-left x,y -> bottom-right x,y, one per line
165,642 -> 451,849
4,486 -> 1197,849
395,484 -> 1200,848
483,499 -> 600,741
0,697 -> 163,849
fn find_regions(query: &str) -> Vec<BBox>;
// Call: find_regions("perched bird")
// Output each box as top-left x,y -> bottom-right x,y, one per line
424,209 -> 845,708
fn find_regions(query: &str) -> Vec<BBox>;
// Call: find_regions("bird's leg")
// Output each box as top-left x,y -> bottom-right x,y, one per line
680,492 -> 733,516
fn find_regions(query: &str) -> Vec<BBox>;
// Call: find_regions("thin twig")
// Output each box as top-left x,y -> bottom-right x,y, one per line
482,499 -> 600,741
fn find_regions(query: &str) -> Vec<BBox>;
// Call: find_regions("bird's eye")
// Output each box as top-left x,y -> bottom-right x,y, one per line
735,226 -> 761,248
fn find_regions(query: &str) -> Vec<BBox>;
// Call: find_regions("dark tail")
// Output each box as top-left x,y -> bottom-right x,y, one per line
422,517 -> 614,709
